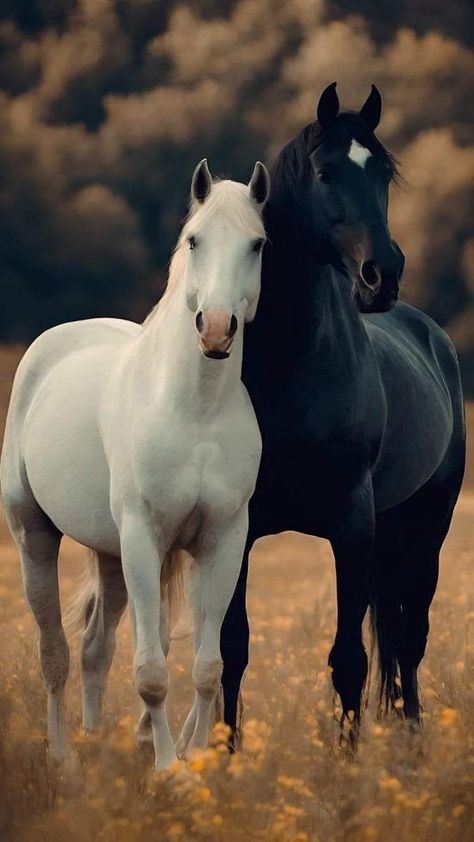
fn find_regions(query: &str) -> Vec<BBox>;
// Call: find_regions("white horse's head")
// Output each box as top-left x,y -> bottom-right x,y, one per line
182,159 -> 270,360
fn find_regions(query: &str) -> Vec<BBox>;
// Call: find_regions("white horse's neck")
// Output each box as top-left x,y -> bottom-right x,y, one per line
139,283 -> 243,415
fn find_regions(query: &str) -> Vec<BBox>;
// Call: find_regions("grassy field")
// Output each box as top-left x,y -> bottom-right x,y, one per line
0,346 -> 472,841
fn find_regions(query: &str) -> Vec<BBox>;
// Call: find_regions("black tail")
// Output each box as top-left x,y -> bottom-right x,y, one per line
369,547 -> 403,715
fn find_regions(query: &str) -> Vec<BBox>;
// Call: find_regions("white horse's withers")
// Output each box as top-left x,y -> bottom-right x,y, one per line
0,158 -> 270,770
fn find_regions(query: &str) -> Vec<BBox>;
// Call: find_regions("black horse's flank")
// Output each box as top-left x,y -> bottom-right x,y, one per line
220,84 -> 465,746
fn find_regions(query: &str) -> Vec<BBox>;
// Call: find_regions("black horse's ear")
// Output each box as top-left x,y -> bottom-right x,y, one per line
360,84 -> 382,132
316,82 -> 339,130
191,158 -> 212,204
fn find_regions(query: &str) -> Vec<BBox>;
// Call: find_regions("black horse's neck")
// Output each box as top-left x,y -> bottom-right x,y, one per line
242,196 -> 368,403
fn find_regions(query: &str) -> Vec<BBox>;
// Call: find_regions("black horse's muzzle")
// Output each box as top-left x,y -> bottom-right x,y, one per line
355,240 -> 405,313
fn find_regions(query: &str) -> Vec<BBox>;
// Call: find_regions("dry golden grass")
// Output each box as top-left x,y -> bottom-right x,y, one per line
0,347 -> 472,841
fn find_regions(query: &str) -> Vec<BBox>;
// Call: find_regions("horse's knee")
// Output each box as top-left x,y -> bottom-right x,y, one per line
39,630 -> 69,692
193,655 -> 223,699
135,659 -> 169,707
221,638 -> 249,676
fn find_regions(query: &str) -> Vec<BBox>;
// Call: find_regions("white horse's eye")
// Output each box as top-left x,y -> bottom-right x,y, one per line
252,238 -> 264,254
188,236 -> 196,250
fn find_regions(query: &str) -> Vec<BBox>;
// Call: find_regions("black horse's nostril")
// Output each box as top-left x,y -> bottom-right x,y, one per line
360,260 -> 381,289
229,315 -> 238,338
195,311 -> 204,334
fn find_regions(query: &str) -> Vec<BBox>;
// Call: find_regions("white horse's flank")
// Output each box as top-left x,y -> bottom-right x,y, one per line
0,159 -> 270,770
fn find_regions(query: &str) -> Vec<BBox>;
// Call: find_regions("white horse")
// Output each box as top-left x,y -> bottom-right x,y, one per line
0,158 -> 270,770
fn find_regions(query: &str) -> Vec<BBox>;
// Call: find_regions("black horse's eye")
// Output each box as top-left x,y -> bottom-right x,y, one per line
188,235 -> 196,250
252,238 -> 264,254
318,169 -> 333,184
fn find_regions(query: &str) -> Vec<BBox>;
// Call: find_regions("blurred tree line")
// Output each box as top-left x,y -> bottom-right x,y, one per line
0,0 -> 472,389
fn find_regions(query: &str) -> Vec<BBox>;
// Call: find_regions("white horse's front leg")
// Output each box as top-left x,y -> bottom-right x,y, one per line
119,511 -> 176,771
136,592 -> 170,746
182,508 -> 249,756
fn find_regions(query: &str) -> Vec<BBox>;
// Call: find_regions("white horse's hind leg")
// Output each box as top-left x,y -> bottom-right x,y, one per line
175,615 -> 204,757
81,553 -> 128,730
17,517 -> 69,759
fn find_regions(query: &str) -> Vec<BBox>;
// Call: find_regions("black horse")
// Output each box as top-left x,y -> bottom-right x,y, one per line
220,83 -> 465,746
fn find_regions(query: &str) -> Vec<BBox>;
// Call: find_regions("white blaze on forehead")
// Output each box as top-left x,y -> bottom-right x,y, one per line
348,139 -> 372,168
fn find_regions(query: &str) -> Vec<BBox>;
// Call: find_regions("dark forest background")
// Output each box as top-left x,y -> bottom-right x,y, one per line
0,0 -> 472,388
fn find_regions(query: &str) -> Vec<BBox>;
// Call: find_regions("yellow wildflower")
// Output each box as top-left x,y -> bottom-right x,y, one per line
439,707 -> 458,727
379,774 -> 401,792
196,787 -> 212,803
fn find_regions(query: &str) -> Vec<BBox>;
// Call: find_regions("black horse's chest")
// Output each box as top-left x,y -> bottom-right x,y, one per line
249,398 -> 376,539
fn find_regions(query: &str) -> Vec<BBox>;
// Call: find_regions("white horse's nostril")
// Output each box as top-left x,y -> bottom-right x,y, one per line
195,311 -> 204,334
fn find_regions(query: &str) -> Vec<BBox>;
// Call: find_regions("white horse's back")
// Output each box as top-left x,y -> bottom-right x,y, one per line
5,317 -> 139,426
1,318 -> 140,553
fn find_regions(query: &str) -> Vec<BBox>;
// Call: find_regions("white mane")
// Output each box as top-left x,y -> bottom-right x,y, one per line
144,180 -> 265,323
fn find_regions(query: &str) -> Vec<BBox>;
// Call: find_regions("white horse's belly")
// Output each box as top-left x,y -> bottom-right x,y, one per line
23,349 -> 120,555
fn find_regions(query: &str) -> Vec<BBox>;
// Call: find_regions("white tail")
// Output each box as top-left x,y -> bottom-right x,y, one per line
63,550 -> 100,638
65,547 -> 197,642
161,548 -> 198,641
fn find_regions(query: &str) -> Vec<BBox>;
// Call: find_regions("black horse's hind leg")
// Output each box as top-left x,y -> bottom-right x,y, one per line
220,534 -> 253,750
328,478 -> 375,744
396,467 -> 463,724
372,451 -> 464,726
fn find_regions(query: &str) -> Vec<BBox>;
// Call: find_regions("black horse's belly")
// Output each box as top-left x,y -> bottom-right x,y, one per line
365,304 -> 457,511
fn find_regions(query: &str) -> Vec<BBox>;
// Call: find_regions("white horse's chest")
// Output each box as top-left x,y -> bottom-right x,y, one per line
131,404 -> 260,539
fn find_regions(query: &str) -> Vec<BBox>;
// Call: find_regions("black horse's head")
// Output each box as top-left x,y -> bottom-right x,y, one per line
269,83 -> 405,312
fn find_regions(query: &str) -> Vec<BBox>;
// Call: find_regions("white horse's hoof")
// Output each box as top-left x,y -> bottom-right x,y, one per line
136,729 -> 154,747
175,735 -> 188,758
48,742 -> 70,763
154,753 -> 178,772
48,745 -> 80,775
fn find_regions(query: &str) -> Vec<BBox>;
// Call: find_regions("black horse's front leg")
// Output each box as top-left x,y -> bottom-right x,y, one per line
328,478 -> 375,747
220,534 -> 253,750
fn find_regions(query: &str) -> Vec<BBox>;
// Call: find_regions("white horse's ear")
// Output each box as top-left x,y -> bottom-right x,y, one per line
249,161 -> 270,207
191,159 -> 212,204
